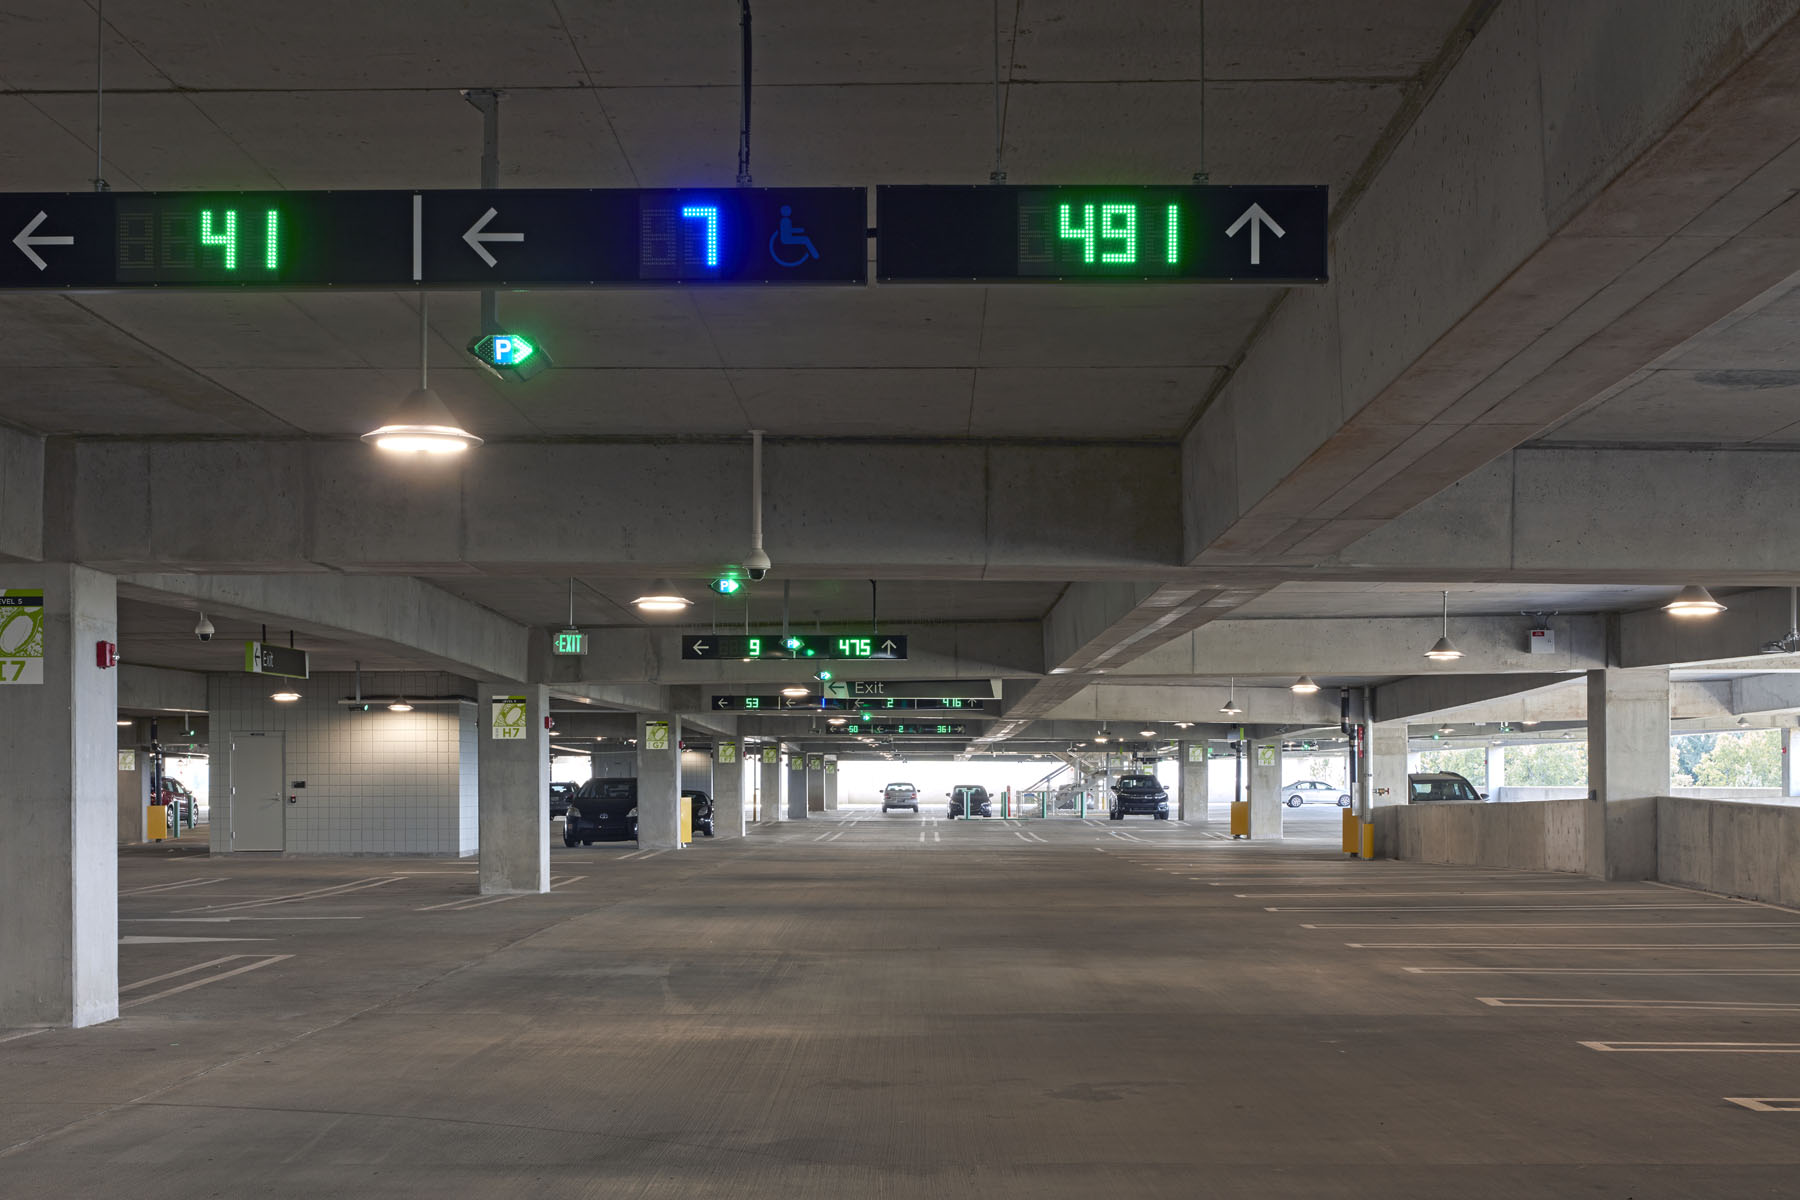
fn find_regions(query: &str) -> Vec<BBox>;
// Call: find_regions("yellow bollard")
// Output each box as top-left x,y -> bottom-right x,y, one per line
1342,807 -> 1359,855
147,804 -> 169,842
679,795 -> 693,846
1229,799 -> 1250,838
1360,822 -> 1376,861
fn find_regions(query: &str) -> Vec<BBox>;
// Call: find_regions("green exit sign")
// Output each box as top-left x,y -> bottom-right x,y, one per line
552,629 -> 588,656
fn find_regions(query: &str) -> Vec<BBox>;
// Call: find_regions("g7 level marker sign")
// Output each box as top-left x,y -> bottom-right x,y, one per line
876,185 -> 1326,283
0,188 -> 867,290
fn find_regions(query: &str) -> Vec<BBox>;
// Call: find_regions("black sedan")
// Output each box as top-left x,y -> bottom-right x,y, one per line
947,785 -> 992,819
683,788 -> 716,838
563,778 -> 638,845
548,781 -> 577,818
1109,774 -> 1170,820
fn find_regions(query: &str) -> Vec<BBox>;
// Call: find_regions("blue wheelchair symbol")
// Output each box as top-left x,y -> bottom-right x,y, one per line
769,206 -> 820,267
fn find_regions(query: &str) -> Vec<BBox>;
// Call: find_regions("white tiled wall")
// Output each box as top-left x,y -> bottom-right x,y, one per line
209,672 -> 479,856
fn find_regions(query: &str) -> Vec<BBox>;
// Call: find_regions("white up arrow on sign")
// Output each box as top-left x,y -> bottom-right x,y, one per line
12,211 -> 73,271
1225,203 -> 1284,267
462,207 -> 524,267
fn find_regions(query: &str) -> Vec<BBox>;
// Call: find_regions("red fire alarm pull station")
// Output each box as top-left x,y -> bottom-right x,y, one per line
96,641 -> 118,668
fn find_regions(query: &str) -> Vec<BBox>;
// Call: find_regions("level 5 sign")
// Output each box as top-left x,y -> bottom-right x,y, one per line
645,721 -> 671,751
0,590 -> 44,684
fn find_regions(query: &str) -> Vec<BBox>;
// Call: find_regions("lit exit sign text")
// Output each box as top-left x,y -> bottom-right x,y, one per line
552,629 -> 588,656
876,185 -> 1327,283
682,634 -> 907,661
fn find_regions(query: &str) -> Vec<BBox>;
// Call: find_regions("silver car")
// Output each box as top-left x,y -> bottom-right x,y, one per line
881,782 -> 919,812
1282,779 -> 1351,808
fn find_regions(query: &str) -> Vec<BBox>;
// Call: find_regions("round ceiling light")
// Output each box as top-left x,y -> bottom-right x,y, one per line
1291,676 -> 1320,695
1663,586 -> 1725,617
271,690 -> 302,703
632,579 -> 692,614
361,388 -> 482,455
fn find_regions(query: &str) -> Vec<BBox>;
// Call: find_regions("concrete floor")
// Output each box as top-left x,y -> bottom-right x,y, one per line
6,807 -> 1800,1197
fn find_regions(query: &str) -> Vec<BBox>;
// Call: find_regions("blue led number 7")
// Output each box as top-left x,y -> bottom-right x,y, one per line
681,206 -> 719,268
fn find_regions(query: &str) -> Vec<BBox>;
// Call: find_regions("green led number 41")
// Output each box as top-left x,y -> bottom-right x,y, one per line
195,209 -> 280,271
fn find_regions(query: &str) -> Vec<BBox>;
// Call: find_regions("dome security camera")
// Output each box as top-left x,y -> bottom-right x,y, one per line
744,546 -> 772,582
194,614 -> 215,642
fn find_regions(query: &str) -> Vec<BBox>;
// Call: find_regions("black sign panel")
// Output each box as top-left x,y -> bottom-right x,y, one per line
711,695 -> 985,711
682,634 -> 907,661
0,188 -> 867,290
876,185 -> 1326,283
822,722 -> 967,736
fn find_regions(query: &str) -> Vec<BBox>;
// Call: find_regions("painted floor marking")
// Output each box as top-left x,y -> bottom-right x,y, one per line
121,954 -> 292,1009
1725,1098 -> 1800,1112
120,935 -> 272,945
1267,904 -> 1735,912
1303,928 -> 1792,935
1406,966 -> 1800,975
549,875 -> 586,891
1582,1041 -> 1800,1054
120,877 -> 224,897
120,956 -> 243,993
122,916 -> 362,923
417,893 -> 523,912
180,876 -> 404,913
1479,997 -> 1800,1011
0,1028 -> 47,1045
1351,942 -> 1800,950
1239,889 -> 1635,899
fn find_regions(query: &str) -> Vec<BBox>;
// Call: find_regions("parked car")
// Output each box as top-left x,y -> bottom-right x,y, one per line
1109,774 -> 1170,820
1407,772 -> 1488,803
683,788 -> 715,837
155,778 -> 197,830
882,782 -> 920,812
1282,779 -> 1351,808
564,778 -> 639,845
548,781 -> 578,818
947,785 -> 991,819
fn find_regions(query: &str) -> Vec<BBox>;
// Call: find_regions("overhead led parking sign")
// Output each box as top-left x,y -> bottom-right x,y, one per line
682,634 -> 907,661
876,185 -> 1327,283
0,188 -> 867,290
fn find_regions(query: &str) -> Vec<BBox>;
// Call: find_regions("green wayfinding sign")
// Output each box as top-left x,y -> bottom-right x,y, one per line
0,590 -> 44,685
244,641 -> 309,680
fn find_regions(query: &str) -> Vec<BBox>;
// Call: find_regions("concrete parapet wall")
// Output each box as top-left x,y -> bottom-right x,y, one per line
1374,799 -> 1590,874
1492,787 -> 1586,804
1657,796 -> 1800,906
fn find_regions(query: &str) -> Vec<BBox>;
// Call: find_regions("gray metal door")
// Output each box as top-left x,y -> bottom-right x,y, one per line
230,732 -> 285,851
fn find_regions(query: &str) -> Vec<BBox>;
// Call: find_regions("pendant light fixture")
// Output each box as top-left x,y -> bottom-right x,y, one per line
1220,677 -> 1243,716
1291,676 -> 1320,695
632,579 -> 692,614
1663,585 -> 1725,618
388,698 -> 414,713
363,295 -> 483,454
271,689 -> 302,703
1424,589 -> 1463,661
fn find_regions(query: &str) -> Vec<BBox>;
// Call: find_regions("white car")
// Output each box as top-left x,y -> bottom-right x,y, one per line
1282,779 -> 1350,808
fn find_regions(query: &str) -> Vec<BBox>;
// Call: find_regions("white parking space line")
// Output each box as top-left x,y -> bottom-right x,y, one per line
120,935 -> 272,944
417,893 -> 523,912
549,875 -> 586,890
1581,1042 -> 1800,1053
119,877 -> 225,897
121,954 -> 293,1009
1303,928 -> 1792,935
120,956 -> 244,993
1267,904 -> 1736,912
0,1029 -> 47,1045
1239,890 -> 1633,899
1725,1097 -> 1800,1112
1350,943 -> 1800,950
1405,967 -> 1800,975
122,916 -> 363,924
1478,997 -> 1800,1011
180,876 -> 404,913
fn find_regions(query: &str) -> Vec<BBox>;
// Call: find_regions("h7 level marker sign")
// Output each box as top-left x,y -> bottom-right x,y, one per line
0,188 -> 867,290
876,185 -> 1326,283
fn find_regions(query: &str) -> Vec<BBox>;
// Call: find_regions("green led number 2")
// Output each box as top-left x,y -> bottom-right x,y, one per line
198,209 -> 281,272
1057,202 -> 1180,268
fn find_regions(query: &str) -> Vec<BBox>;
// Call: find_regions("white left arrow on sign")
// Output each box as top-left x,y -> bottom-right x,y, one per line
13,211 -> 74,271
462,207 -> 524,268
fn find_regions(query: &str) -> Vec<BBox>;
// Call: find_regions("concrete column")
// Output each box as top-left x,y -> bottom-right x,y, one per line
824,756 -> 839,810
785,746 -> 808,820
804,754 -> 823,812
1485,742 -> 1507,798
1784,726 -> 1799,797
1585,667 -> 1668,880
1178,740 -> 1209,823
1370,721 -> 1409,808
635,712 -> 683,849
712,740 -> 746,839
0,565 -> 119,1027
477,683 -> 549,895
759,744 -> 784,822
1246,736 -> 1283,839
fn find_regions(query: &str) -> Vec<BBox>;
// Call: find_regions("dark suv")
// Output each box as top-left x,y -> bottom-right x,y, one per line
1109,774 -> 1170,820
947,785 -> 991,819
564,778 -> 639,845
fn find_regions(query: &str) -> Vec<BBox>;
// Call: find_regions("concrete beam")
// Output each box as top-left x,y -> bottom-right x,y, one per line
1118,615 -> 1607,678
118,573 -> 530,683
1619,587 -> 1800,667
48,438 -> 1177,578
0,423 -> 42,562
1187,6 -> 1800,565
117,663 -> 207,713
1375,673 -> 1578,723
1036,684 -> 1339,726
1340,452 -> 1800,582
